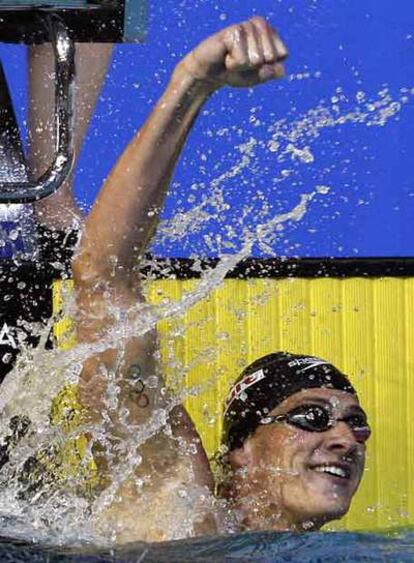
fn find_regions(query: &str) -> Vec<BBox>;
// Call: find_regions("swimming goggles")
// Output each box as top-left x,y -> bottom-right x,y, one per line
259,404 -> 371,443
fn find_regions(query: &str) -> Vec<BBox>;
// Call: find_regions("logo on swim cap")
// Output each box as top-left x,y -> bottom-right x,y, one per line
222,352 -> 357,451
224,368 -> 266,415
287,356 -> 329,372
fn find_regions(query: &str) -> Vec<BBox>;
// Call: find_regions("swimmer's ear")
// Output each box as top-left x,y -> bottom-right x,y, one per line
228,440 -> 255,470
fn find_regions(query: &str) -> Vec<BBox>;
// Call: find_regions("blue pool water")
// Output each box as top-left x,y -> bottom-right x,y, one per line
2,530 -> 414,562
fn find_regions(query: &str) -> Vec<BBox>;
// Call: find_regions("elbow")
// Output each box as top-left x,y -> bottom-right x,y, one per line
72,247 -> 145,304
71,248 -> 105,290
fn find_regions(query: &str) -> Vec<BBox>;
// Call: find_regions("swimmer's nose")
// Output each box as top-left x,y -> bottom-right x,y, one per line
324,421 -> 362,458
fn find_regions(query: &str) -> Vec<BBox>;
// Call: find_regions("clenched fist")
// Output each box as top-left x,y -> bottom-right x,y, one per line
180,16 -> 288,89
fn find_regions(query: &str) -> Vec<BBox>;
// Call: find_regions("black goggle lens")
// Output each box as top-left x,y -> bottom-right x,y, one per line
342,413 -> 368,429
285,404 -> 370,442
288,405 -> 331,432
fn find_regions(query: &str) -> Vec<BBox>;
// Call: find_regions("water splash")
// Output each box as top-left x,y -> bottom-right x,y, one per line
0,82 -> 409,546
157,84 -> 412,252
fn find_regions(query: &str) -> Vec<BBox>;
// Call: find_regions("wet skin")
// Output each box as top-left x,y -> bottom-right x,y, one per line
229,388 -> 369,531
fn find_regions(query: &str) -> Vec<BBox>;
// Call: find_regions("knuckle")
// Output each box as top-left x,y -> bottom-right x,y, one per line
243,19 -> 254,33
264,51 -> 276,63
271,29 -> 282,43
252,15 -> 268,29
225,24 -> 244,45
250,51 -> 262,64
231,23 -> 244,37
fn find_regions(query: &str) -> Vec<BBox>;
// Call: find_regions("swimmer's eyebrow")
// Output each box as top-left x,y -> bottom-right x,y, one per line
293,396 -> 331,407
342,404 -> 368,419
293,397 -> 367,418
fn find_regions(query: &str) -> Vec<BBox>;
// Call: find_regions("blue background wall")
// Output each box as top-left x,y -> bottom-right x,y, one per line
1,0 -> 414,258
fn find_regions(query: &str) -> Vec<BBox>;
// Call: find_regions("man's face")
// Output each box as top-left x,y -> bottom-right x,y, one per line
232,388 -> 369,529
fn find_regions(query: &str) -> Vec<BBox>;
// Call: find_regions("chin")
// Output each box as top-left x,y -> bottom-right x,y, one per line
307,483 -> 356,522
292,491 -> 352,527
311,499 -> 352,525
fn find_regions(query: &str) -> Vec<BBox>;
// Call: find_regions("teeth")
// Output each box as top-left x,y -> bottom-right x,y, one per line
313,465 -> 347,478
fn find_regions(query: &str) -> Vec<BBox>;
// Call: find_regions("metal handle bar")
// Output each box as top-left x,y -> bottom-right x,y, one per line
0,14 -> 74,203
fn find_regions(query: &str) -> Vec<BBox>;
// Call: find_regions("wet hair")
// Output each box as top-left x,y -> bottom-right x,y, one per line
221,352 -> 356,451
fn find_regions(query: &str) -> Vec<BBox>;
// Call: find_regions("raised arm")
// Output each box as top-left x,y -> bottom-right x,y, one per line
74,17 -> 287,284
72,15 -> 287,416
71,18 -> 288,542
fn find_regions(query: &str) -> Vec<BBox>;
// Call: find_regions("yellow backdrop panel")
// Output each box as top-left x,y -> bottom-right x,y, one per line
53,276 -> 414,532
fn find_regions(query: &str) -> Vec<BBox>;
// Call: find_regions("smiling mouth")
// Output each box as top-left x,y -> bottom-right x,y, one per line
310,464 -> 351,480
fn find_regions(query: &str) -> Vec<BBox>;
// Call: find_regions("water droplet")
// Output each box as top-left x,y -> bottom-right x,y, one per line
316,185 -> 330,195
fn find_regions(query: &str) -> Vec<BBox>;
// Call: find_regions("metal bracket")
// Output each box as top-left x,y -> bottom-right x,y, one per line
0,15 -> 74,204
0,1 -> 147,43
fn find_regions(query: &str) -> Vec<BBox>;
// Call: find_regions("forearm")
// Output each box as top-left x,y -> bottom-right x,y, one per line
74,63 -> 216,285
74,16 -> 287,286
73,64 -> 215,394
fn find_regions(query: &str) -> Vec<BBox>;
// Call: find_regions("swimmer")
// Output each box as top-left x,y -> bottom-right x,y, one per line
72,16 -> 287,542
71,17 -> 368,539
218,352 -> 370,532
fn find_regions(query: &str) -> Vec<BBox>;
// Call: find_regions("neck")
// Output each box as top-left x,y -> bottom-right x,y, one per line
228,488 -> 323,533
